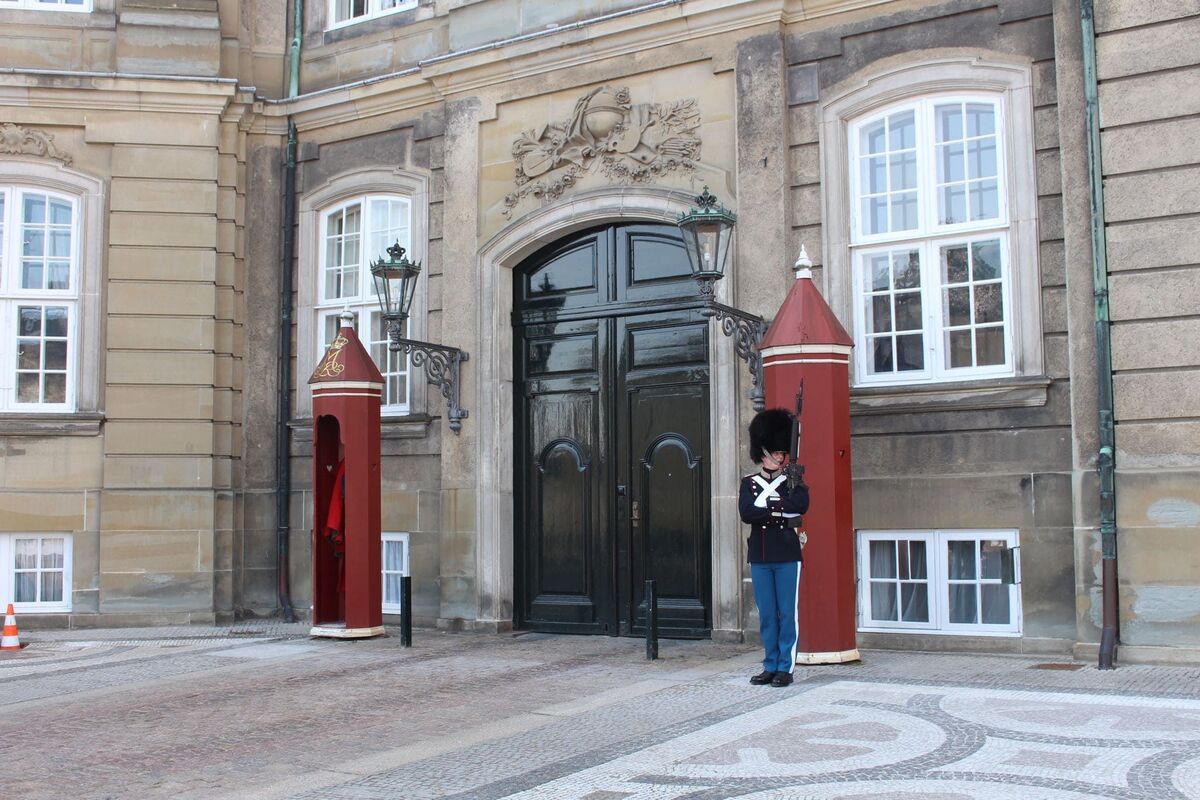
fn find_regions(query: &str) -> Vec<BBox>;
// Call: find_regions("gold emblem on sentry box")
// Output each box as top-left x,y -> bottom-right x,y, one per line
315,333 -> 348,378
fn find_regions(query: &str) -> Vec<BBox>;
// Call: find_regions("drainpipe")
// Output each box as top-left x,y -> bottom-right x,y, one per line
274,0 -> 305,623
1080,0 -> 1118,669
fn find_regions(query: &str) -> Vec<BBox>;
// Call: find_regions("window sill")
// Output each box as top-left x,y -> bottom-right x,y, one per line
291,413 -> 434,440
850,375 -> 1051,416
0,412 -> 103,436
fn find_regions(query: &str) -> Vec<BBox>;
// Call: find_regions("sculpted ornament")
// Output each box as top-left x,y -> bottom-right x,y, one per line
0,123 -> 72,165
503,86 -> 700,217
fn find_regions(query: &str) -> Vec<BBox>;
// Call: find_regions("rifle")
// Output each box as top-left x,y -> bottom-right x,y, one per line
783,380 -> 806,490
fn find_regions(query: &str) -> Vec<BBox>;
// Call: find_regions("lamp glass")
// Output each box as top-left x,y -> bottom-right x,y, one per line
371,244 -> 421,320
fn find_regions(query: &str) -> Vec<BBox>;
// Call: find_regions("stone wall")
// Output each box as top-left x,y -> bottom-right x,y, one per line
1094,1 -> 1200,649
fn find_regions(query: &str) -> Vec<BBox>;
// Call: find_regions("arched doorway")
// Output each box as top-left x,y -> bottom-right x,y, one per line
513,222 -> 712,637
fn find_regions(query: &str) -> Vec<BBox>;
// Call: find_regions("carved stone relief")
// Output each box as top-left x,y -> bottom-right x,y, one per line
503,86 -> 700,217
0,123 -> 73,165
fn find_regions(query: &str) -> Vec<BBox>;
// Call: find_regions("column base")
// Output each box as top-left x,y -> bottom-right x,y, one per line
796,648 -> 861,665
309,623 -> 386,639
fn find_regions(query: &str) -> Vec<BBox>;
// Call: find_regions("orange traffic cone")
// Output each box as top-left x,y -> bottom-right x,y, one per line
1,603 -> 21,651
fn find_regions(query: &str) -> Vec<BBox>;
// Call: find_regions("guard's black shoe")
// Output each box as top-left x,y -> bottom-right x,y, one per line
749,670 -> 775,685
770,671 -> 794,688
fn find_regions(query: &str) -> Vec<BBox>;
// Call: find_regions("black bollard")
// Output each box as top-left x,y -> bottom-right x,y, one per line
400,575 -> 412,647
644,579 -> 658,660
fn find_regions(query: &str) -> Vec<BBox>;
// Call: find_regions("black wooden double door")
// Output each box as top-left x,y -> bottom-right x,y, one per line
514,223 -> 712,638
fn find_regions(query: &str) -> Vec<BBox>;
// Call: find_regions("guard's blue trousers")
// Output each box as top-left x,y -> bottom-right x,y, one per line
751,560 -> 801,673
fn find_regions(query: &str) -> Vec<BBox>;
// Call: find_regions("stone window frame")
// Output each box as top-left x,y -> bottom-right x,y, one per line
821,55 -> 1044,407
0,160 -> 104,431
297,167 -> 430,424
856,528 -> 1022,636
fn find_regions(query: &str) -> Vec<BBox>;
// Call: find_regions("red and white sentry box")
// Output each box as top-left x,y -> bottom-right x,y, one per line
759,253 -> 860,665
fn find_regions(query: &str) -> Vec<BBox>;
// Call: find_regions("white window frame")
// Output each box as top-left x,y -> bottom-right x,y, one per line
820,56 -> 1043,390
326,0 -> 416,30
0,0 -> 91,11
381,531 -> 410,615
857,529 -> 1021,636
0,533 -> 73,612
0,186 -> 81,412
298,169 -> 430,422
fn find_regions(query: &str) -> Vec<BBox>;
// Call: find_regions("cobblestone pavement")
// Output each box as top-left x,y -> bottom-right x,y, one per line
3,624 -> 1200,799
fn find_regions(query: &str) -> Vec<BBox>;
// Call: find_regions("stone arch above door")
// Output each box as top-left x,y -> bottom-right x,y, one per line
472,186 -> 746,639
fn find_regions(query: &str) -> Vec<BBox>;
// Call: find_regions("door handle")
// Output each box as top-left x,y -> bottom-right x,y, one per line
631,500 -> 640,528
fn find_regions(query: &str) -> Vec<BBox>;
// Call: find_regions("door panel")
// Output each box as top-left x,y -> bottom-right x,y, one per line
515,223 -> 709,637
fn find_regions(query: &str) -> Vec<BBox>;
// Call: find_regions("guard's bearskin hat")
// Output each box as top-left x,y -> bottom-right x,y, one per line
749,408 -> 793,464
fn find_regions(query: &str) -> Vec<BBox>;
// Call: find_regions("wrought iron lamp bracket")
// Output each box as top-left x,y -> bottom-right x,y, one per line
702,296 -> 769,412
385,321 -> 470,434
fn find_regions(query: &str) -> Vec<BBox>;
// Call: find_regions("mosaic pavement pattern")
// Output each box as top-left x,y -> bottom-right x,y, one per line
299,678 -> 1200,800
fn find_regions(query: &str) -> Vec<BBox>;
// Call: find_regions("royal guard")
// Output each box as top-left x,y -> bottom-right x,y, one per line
739,408 -> 810,687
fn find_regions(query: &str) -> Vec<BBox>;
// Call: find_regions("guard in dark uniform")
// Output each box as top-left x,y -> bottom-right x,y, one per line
740,408 -> 809,687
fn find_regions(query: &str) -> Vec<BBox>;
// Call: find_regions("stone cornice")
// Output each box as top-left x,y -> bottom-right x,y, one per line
0,71 -> 239,115
272,0 -> 897,133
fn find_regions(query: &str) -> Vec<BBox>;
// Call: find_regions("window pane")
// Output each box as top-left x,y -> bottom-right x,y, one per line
890,151 -> 916,191
871,582 -> 898,621
981,584 -> 1010,625
967,139 -> 997,179
870,540 -> 897,578
871,337 -> 893,373
967,103 -> 996,136
45,307 -> 68,337
890,192 -> 918,230
893,251 -> 921,289
17,373 -> 40,403
908,541 -> 927,579
42,538 -> 65,568
23,195 -> 45,224
942,245 -> 969,282
49,199 -> 72,225
971,240 -> 1002,281
900,583 -> 929,622
861,120 -> 886,155
41,571 -> 64,603
939,142 -> 965,183
43,340 -> 67,371
47,261 -> 70,290
862,156 -> 887,194
974,283 -> 1003,324
937,104 -> 963,141
944,287 -> 970,327
896,334 -> 924,371
21,261 -> 44,289
24,229 -> 45,257
869,255 -> 890,291
976,327 -> 1005,366
970,180 -> 1000,220
44,373 -> 66,403
864,197 -> 888,235
18,341 -> 40,370
894,292 -> 922,331
898,542 -> 909,579
940,184 -> 967,226
948,540 -> 976,580
385,573 -> 401,605
15,572 -> 37,602
888,111 -> 915,149
949,584 -> 977,624
947,329 -> 972,368
384,540 -> 404,572
15,539 -> 37,569
980,540 -> 1005,580
871,296 -> 892,333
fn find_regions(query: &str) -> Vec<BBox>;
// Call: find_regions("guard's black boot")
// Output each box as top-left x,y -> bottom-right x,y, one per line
749,670 -> 775,685
770,671 -> 794,688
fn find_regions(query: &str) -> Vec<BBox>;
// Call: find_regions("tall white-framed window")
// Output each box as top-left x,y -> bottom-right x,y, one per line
857,529 -> 1021,635
381,532 -> 410,615
327,0 -> 416,29
0,0 -> 91,11
849,95 -> 1013,385
821,57 -> 1043,391
317,194 -> 412,414
1,533 -> 72,612
0,186 -> 79,412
